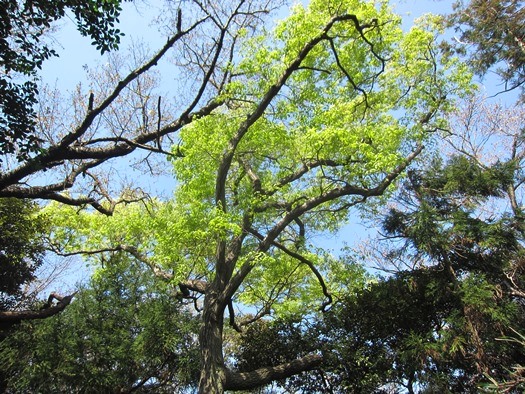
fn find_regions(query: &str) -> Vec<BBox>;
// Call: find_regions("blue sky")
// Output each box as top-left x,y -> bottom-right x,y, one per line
41,1 -> 454,90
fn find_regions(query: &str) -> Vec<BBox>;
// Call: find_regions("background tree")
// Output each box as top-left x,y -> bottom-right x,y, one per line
445,0 -> 525,96
369,155 -> 524,392
0,198 -> 74,331
0,0 -> 129,161
0,0 -> 282,330
0,253 -> 201,393
0,198 -> 46,312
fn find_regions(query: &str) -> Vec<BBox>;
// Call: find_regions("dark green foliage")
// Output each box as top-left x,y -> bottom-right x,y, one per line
418,155 -> 514,199
0,198 -> 47,311
234,271 -> 523,393
446,0 -> 525,95
0,0 -> 127,160
373,155 -> 525,391
233,317 -> 334,393
384,155 -> 520,277
235,155 -> 525,392
0,255 -> 201,393
326,273 -> 523,393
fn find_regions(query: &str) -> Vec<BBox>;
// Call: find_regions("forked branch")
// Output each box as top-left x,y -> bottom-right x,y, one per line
0,292 -> 76,330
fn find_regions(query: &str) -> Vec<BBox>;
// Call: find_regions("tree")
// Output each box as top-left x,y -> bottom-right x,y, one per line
437,94 -> 525,295
233,94 -> 525,392
366,155 -> 525,392
0,254 -> 201,393
445,0 -> 525,96
41,0 -> 471,392
328,98 -> 525,391
0,0 -> 128,161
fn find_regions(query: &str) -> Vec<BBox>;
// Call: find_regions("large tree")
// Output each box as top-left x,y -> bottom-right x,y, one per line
41,0 -> 471,392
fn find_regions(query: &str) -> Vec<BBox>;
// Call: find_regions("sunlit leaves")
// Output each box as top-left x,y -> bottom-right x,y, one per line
46,0 -> 473,320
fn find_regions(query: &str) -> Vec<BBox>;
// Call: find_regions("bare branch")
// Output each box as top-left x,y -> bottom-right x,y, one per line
0,16 -> 221,210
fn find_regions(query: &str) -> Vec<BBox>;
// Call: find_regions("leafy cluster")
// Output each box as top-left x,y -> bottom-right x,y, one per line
0,255 -> 200,393
0,198 -> 47,311
0,0 -> 127,160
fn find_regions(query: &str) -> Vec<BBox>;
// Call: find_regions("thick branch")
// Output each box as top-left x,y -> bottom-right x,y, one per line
0,292 -> 75,330
54,244 -> 175,282
116,245 -> 181,282
179,279 -> 209,294
224,353 -> 323,391
1,20 -> 198,188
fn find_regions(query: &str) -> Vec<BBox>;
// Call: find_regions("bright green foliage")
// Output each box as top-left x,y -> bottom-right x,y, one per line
0,254 -> 200,393
45,200 -> 219,282
0,198 -> 47,311
171,0 -> 468,307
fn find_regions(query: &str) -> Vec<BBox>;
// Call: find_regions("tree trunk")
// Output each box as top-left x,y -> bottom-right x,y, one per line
198,289 -> 227,394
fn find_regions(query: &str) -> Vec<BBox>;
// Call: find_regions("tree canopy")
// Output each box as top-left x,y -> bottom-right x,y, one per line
233,143 -> 525,393
36,0 -> 470,391
3,0 -> 524,393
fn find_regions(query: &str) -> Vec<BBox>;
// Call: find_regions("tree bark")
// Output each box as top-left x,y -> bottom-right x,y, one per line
198,289 -> 227,393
